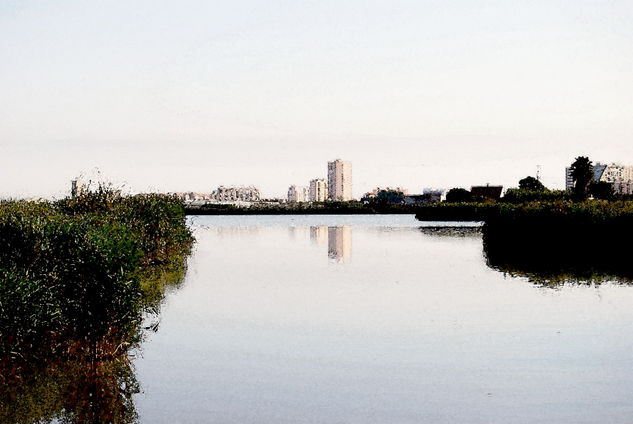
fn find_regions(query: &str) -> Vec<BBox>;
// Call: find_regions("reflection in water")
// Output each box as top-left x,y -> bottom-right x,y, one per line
418,226 -> 482,238
414,224 -> 633,286
308,226 -> 352,262
481,224 -> 633,286
1,339 -> 140,423
205,226 -> 260,238
0,264 -> 188,424
309,226 -> 328,246
327,226 -> 352,263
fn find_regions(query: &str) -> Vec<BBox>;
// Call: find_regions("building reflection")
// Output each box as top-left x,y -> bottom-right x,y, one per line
327,226 -> 352,263
310,226 -> 328,246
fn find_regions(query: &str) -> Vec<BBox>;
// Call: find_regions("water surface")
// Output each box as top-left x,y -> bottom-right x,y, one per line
134,215 -> 633,423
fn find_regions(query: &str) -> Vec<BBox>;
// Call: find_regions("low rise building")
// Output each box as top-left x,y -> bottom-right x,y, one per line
211,186 -> 261,202
596,163 -> 633,194
471,185 -> 503,202
173,192 -> 213,202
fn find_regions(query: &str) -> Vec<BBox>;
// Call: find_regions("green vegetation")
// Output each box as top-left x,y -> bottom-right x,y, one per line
445,188 -> 472,203
417,164 -> 633,282
569,156 -> 593,200
501,188 -> 572,203
518,176 -> 546,191
588,181 -> 615,200
482,200 -> 633,281
416,199 -> 633,282
188,200 -> 421,215
0,189 -> 194,423
367,189 -> 405,204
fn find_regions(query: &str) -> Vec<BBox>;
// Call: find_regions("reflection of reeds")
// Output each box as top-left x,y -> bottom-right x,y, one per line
416,200 -> 633,284
480,201 -> 633,285
0,334 -> 140,423
418,226 -> 482,238
0,189 -> 193,423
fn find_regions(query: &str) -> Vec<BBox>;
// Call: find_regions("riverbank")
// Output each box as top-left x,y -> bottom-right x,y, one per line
0,189 -> 194,413
417,200 -> 633,280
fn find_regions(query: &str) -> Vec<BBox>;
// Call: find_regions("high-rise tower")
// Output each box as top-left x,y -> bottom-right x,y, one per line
327,159 -> 352,201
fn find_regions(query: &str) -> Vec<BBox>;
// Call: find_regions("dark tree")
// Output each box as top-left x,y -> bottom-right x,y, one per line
518,176 -> 546,191
445,188 -> 472,203
569,156 -> 593,200
374,190 -> 404,204
588,181 -> 614,200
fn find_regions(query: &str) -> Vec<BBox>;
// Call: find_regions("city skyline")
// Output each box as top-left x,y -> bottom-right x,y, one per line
2,1 -> 632,199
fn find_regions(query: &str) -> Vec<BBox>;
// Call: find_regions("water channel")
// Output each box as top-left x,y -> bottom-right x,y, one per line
131,214 -> 633,423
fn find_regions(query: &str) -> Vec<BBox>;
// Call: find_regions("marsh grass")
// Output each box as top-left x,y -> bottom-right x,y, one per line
0,188 -> 193,370
0,189 -> 194,423
417,200 -> 633,283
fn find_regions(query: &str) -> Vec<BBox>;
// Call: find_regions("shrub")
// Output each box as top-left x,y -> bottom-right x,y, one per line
0,191 -> 194,360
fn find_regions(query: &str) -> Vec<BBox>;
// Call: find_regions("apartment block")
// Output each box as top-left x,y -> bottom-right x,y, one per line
288,185 -> 309,202
327,159 -> 352,201
211,186 -> 261,202
597,163 -> 633,195
309,179 -> 328,202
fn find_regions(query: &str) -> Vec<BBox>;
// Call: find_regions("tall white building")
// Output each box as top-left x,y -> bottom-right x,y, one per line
565,167 -> 574,190
567,161 -> 633,195
309,179 -> 328,202
327,159 -> 352,201
287,185 -> 308,202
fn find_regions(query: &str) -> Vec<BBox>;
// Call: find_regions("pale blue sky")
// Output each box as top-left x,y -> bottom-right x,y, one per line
1,0 -> 632,198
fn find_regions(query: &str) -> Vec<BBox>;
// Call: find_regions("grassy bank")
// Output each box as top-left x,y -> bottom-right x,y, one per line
186,201 -> 422,215
481,201 -> 633,280
0,189 -> 194,365
0,189 -> 194,423
414,202 -> 492,221
416,200 -> 633,281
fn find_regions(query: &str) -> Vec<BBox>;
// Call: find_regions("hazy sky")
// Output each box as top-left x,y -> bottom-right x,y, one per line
1,0 -> 632,198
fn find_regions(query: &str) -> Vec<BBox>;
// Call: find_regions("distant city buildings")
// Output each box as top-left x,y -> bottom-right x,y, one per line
566,162 -> 633,195
327,159 -> 352,201
286,159 -> 351,203
594,163 -> 633,195
211,186 -> 261,202
175,192 -> 213,202
309,179 -> 328,202
564,167 -> 575,191
287,185 -> 309,203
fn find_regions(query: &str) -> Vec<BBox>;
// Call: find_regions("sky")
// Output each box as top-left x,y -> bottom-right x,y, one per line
1,0 -> 632,199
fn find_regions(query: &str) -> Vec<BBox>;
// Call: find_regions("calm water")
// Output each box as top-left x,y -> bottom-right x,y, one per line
134,215 -> 633,423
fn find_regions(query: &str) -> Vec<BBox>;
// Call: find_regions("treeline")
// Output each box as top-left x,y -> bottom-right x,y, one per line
186,201 -> 422,215
445,156 -> 631,205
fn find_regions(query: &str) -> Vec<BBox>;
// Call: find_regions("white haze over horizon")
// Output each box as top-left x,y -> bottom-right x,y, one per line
1,0 -> 632,199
